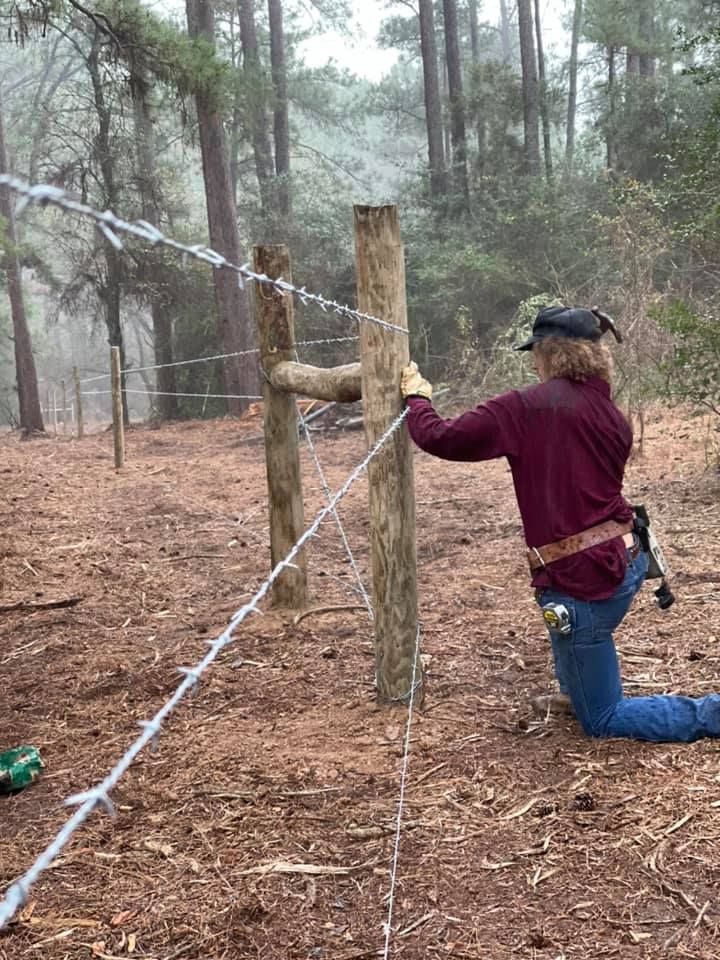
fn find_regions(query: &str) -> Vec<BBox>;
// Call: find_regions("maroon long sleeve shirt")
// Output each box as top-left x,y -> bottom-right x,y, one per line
406,376 -> 634,600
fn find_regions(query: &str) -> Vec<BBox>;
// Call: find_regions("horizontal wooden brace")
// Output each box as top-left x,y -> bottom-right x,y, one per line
269,360 -> 361,403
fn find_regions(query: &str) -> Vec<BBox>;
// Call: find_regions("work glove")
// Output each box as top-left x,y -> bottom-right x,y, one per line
400,361 -> 433,401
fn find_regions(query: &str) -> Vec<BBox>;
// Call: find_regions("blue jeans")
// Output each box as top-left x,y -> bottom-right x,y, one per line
537,547 -> 720,742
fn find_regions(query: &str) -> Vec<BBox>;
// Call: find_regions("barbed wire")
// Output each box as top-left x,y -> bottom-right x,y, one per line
295,385 -> 373,620
382,624 -> 422,958
0,175 -> 409,337
0,405 -> 410,930
81,389 -> 264,400
79,337 -> 360,384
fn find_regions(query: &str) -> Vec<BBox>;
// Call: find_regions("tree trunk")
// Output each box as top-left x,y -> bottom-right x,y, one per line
0,88 -> 44,434
517,0 -> 540,175
131,75 -> 179,421
442,0 -> 469,205
499,0 -> 513,62
638,0 -> 655,77
468,0 -> 485,172
267,0 -> 291,219
468,0 -> 479,63
418,0 -> 447,198
533,0 -> 552,181
606,44 -> 616,170
237,0 -> 274,217
187,0 -> 258,413
441,53 -> 451,164
87,34 -> 129,425
565,0 -> 582,172
228,6 -> 242,202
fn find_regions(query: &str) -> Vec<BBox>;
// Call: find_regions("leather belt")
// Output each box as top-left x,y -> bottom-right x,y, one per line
527,519 -> 635,572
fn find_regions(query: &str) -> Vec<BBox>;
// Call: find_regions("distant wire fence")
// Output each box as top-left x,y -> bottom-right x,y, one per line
79,337 -> 360,385
0,176 -> 421,953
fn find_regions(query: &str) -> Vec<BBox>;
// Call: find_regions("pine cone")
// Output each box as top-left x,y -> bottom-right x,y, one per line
572,792 -> 596,811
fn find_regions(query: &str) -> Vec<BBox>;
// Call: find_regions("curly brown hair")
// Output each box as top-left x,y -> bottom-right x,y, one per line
534,337 -> 613,383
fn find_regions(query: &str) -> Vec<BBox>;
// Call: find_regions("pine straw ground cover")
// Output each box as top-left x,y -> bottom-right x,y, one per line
1,407 -> 720,960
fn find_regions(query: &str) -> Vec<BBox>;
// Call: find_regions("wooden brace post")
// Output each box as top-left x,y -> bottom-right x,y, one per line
353,204 -> 423,706
253,244 -> 308,608
269,361 -> 361,403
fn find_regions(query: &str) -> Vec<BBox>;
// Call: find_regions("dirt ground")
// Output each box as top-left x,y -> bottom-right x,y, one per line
2,407 -> 720,960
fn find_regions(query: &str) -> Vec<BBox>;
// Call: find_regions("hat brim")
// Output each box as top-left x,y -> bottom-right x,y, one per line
513,335 -> 541,352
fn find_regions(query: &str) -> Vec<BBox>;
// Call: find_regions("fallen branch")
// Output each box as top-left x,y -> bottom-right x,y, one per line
158,554 -> 229,563
0,596 -> 82,613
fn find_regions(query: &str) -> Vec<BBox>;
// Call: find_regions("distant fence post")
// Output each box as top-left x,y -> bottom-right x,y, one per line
110,346 -> 124,469
253,244 -> 308,609
73,366 -> 84,438
353,204 -> 423,706
61,379 -> 67,435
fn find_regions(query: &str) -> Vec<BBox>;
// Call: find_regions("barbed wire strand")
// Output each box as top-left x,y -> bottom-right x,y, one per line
81,389 -> 263,400
0,175 -> 408,337
79,337 -> 360,384
382,623 -> 422,958
0,406 -> 409,931
292,346 -> 373,619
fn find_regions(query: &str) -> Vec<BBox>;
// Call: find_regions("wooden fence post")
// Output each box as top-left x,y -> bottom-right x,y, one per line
61,379 -> 67,435
353,204 -> 423,706
73,366 -> 84,439
110,346 -> 125,469
253,244 -> 308,608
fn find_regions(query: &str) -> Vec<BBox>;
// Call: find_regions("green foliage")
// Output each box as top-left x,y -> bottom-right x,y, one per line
95,0 -> 234,106
656,300 -> 720,415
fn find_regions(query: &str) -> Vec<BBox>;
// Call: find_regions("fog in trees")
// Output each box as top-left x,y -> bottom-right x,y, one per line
1,0 -> 720,428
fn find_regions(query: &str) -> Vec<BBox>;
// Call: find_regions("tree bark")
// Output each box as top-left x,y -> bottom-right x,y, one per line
441,53 -> 451,165
131,74 -> 179,420
606,44 -> 617,170
228,6 -> 242,202
87,33 -> 129,425
187,0 -> 258,413
467,0 -> 485,171
517,0 -> 540,175
268,0 -> 291,219
418,0 -> 447,199
565,0 -> 582,172
238,0 -> 274,217
442,0 -> 469,205
638,0 -> 655,77
499,0 -> 513,62
533,0 -> 552,181
0,87 -> 44,434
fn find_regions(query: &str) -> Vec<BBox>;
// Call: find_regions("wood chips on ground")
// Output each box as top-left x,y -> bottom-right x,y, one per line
1,408 -> 720,960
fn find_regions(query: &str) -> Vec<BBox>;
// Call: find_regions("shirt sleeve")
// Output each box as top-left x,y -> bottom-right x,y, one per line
406,394 -> 522,462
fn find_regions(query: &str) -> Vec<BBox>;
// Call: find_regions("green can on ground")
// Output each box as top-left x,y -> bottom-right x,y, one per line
0,746 -> 44,794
